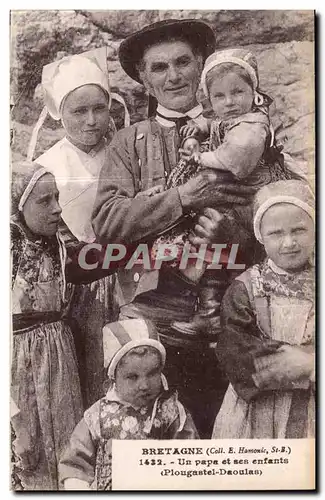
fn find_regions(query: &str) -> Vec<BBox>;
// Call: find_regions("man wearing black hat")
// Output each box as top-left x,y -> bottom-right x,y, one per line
92,19 -> 257,438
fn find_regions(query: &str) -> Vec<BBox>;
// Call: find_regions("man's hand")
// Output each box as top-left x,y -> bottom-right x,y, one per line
189,208 -> 224,246
135,185 -> 164,197
178,170 -> 256,211
252,344 -> 315,391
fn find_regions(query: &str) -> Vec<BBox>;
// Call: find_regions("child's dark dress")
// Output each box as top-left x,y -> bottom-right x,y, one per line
11,218 -> 83,490
213,259 -> 315,438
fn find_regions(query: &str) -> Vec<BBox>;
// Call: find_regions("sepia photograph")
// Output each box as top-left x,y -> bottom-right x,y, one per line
9,9 -> 315,491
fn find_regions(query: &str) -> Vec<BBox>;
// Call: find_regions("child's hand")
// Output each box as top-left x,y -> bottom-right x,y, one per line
252,344 -> 315,390
135,185 -> 164,197
64,478 -> 91,490
179,149 -> 201,163
191,152 -> 201,163
180,124 -> 201,138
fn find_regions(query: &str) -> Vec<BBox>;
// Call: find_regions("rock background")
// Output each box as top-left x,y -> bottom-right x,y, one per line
10,10 -> 315,183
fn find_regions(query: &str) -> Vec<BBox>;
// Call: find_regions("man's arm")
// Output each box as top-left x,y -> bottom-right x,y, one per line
92,128 -> 257,246
189,207 -> 265,267
92,131 -> 183,245
58,219 -> 118,284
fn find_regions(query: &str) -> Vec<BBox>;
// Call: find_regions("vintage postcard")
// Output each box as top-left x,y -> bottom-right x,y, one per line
10,9 -> 315,491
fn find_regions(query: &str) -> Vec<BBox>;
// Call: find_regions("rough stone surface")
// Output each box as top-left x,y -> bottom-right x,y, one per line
10,10 -> 315,183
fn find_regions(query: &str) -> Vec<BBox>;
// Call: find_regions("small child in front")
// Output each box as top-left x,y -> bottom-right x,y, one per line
212,180 -> 315,439
59,319 -> 198,490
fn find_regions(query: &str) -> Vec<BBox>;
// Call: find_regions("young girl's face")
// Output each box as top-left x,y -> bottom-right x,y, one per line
260,203 -> 314,272
115,350 -> 162,408
61,84 -> 110,153
208,71 -> 254,120
23,173 -> 62,237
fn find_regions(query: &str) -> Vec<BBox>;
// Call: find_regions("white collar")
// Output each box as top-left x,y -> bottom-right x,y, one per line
105,386 -> 143,410
155,103 -> 203,128
268,258 -> 313,276
65,136 -> 107,157
187,104 -> 204,119
105,386 -> 128,404
268,259 -> 291,276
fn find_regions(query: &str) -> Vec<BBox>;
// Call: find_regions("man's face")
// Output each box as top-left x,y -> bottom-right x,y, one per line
140,41 -> 202,113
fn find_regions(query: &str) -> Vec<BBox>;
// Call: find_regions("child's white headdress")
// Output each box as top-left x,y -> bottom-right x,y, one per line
27,47 -> 130,161
201,47 -> 265,106
103,319 -> 166,379
253,180 -> 315,243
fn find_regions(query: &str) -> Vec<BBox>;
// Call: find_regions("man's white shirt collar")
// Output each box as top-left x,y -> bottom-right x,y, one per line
155,103 -> 203,128
186,104 -> 204,119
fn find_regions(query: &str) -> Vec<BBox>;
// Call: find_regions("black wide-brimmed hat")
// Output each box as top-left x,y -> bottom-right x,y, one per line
119,18 -> 216,83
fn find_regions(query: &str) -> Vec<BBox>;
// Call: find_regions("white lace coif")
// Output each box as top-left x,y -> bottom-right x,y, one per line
27,47 -> 130,161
